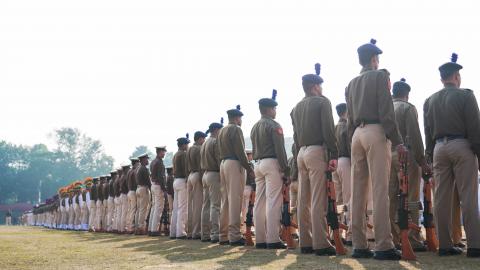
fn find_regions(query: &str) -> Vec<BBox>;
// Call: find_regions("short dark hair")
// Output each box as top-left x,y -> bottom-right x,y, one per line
302,81 -> 317,92
359,54 -> 372,66
441,70 -> 458,81
392,88 -> 409,98
335,103 -> 347,117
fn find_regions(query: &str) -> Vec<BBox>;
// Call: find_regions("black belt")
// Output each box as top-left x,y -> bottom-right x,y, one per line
223,156 -> 238,161
206,170 -> 220,172
356,120 -> 380,127
255,155 -> 277,161
436,135 -> 465,144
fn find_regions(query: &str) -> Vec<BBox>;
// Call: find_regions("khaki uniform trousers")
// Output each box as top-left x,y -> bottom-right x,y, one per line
451,186 -> 463,244
433,139 -> 480,249
334,157 -> 352,241
170,178 -> 188,237
241,185 -> 253,233
297,145 -> 332,250
88,202 -> 96,230
201,171 -> 221,240
95,200 -> 103,230
136,186 -> 151,231
167,194 -> 173,225
253,158 -> 283,244
148,184 -> 165,233
389,151 -> 424,248
80,199 -> 89,230
219,160 -> 246,243
103,199 -> 108,230
74,201 -> 82,229
187,172 -> 203,238
107,196 -> 115,231
59,206 -> 66,229
119,193 -> 128,232
126,190 -> 137,232
68,203 -> 75,229
351,124 -> 394,251
6,216 -> 12,226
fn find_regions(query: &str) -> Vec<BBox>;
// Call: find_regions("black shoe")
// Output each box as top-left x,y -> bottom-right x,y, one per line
394,244 -> 402,251
211,239 -> 219,243
230,238 -> 246,246
300,247 -> 314,254
374,249 -> 401,260
467,248 -> 480,258
454,242 -> 466,248
345,241 -> 352,246
176,236 -> 187,240
169,236 -> 176,239
149,232 -> 160,237
256,243 -> 267,249
438,247 -> 463,256
315,246 -> 336,256
201,238 -> 211,242
219,240 -> 229,245
187,236 -> 192,240
192,236 -> 201,240
412,245 -> 428,252
352,249 -> 374,259
267,242 -> 287,249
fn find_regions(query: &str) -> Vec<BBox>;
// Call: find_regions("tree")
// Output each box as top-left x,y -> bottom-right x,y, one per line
130,146 -> 154,160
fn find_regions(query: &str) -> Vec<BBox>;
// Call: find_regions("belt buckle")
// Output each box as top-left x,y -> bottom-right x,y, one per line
443,137 -> 448,144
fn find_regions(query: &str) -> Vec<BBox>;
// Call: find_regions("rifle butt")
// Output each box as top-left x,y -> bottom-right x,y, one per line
426,228 -> 438,252
333,229 -> 346,255
401,230 -> 416,260
245,228 -> 254,246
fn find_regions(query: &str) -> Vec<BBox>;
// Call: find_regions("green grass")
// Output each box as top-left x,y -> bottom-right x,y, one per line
0,226 -> 478,270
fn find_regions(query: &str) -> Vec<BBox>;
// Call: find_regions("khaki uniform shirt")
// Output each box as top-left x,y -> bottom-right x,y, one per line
346,68 -> 402,147
335,118 -> 350,158
291,95 -> 338,159
108,177 -> 115,197
150,157 -> 166,189
200,136 -> 221,171
250,115 -> 289,174
423,85 -> 480,159
114,175 -> 121,197
120,170 -> 129,194
217,123 -> 251,171
135,165 -> 151,187
127,164 -> 139,191
173,150 -> 188,178
393,98 -> 426,165
186,143 -> 202,173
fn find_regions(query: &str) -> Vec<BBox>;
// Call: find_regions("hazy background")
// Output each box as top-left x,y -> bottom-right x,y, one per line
1,0 -> 479,167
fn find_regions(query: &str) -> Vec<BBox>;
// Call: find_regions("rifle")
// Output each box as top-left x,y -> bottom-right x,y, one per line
160,192 -> 170,235
397,141 -> 421,260
245,191 -> 255,246
422,173 -> 438,252
326,169 -> 347,255
281,184 -> 296,249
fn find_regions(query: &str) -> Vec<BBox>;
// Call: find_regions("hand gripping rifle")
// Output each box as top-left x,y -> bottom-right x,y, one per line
397,138 -> 421,260
245,190 -> 255,246
281,183 -> 296,249
422,173 -> 438,252
326,166 -> 347,255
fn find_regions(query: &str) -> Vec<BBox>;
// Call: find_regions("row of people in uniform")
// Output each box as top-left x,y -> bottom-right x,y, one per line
28,38 -> 480,260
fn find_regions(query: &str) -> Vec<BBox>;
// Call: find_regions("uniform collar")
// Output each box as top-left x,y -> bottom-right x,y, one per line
261,115 -> 273,120
360,66 -> 375,74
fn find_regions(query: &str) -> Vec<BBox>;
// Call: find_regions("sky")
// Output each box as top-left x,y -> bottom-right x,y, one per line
1,0 -> 479,166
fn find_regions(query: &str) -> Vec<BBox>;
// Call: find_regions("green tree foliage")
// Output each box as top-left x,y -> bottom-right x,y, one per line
0,128 -> 114,204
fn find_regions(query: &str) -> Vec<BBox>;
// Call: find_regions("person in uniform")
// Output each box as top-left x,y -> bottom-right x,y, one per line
287,144 -> 299,237
166,167 -> 174,225
95,176 -> 105,232
333,103 -> 353,244
251,89 -> 289,249
80,178 -> 90,231
119,165 -> 130,233
114,169 -> 124,233
59,187 -> 67,230
170,136 -> 190,239
89,177 -> 98,231
186,131 -> 207,240
241,150 -> 255,234
345,39 -> 406,260
135,153 -> 151,235
102,175 -> 110,231
291,64 -> 338,256
83,177 -> 93,231
200,120 -> 223,243
5,209 -> 12,226
126,158 -> 140,234
423,53 -> 480,257
218,105 -> 254,246
388,78 -> 430,251
67,185 -> 75,230
107,171 -> 117,232
148,146 -> 167,236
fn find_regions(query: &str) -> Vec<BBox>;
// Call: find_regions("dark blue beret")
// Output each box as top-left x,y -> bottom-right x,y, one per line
392,78 -> 411,96
439,53 -> 463,78
302,74 -> 323,84
357,39 -> 383,59
177,137 -> 190,145
194,131 -> 207,141
227,105 -> 243,117
208,122 -> 223,132
259,89 -> 278,107
335,103 -> 347,116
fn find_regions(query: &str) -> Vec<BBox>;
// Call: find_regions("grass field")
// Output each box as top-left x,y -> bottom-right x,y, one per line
0,226 -> 478,270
